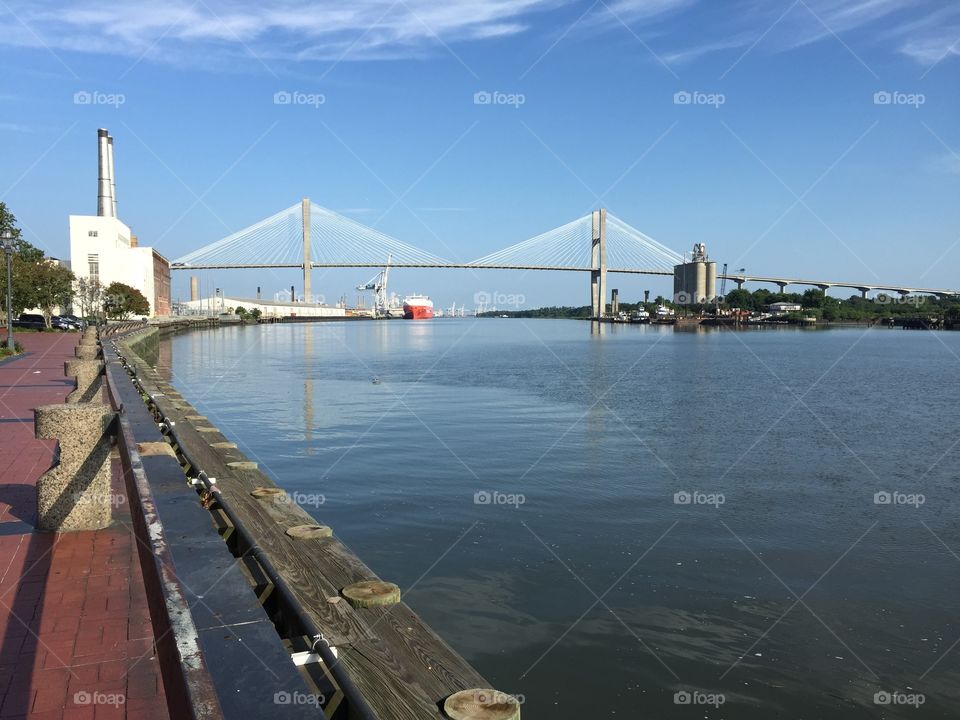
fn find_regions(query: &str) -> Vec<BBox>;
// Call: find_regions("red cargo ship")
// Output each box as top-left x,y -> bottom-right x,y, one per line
402,294 -> 434,319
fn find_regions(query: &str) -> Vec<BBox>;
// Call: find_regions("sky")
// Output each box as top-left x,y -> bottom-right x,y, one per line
0,0 -> 958,309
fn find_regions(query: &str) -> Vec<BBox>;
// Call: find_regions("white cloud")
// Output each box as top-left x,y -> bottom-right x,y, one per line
0,0 -> 564,65
634,0 -> 958,68
928,152 -> 960,175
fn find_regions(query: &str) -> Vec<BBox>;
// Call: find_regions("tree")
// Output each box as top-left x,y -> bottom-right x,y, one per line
724,288 -> 754,310
103,282 -> 150,319
31,262 -> 75,327
75,277 -> 104,320
0,203 -> 42,262
801,288 -> 826,308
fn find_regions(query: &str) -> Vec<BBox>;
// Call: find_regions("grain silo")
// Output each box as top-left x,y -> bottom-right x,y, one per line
673,244 -> 717,305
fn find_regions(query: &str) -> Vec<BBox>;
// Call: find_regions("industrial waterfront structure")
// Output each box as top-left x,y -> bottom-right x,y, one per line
673,243 -> 717,305
68,129 -> 171,317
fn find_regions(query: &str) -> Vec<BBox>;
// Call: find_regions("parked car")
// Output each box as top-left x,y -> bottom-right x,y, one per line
13,313 -> 45,330
52,315 -> 82,331
61,314 -> 87,329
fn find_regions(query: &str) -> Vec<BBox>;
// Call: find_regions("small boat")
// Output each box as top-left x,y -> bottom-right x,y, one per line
652,305 -> 677,325
630,308 -> 650,324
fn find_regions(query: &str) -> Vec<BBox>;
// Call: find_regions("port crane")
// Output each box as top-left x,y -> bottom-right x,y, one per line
715,262 -> 728,314
357,254 -> 392,318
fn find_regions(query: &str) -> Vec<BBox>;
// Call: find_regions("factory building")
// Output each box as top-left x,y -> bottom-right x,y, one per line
68,128 -> 171,317
673,243 -> 717,305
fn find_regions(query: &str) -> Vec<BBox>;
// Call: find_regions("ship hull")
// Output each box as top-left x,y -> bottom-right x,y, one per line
403,304 -> 434,320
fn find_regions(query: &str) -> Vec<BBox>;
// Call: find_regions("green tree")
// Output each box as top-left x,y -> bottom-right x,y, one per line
0,203 -> 42,261
801,288 -> 826,308
103,282 -> 150,319
724,288 -> 754,310
32,262 -> 75,327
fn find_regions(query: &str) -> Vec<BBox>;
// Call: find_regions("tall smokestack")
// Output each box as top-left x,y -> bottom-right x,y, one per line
97,128 -> 112,217
190,276 -> 199,302
107,135 -> 117,217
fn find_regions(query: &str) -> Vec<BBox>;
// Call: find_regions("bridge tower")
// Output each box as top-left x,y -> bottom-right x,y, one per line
302,198 -> 312,303
591,209 -> 607,320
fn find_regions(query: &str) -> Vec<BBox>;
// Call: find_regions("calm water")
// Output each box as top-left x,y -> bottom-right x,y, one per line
163,320 -> 960,719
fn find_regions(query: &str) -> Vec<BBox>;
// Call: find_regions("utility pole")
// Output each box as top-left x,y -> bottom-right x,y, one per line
2,230 -> 14,351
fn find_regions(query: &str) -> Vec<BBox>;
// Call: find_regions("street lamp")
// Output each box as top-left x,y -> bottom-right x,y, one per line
1,230 -> 14,351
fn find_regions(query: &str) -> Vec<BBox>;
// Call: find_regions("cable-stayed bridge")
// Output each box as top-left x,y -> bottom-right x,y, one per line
172,199 -> 958,318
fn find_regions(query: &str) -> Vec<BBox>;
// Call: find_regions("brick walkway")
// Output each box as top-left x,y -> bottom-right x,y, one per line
0,333 -> 168,720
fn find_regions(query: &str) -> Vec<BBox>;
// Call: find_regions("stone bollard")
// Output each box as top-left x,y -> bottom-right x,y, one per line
34,404 -> 117,531
64,359 -> 103,404
75,342 -> 100,360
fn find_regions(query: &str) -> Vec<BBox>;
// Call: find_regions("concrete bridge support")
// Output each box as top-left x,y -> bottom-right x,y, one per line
302,198 -> 312,303
591,209 -> 607,320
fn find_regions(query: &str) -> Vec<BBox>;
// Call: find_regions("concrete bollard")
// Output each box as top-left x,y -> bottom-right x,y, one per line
34,404 -> 117,531
64,359 -> 103,404
75,343 -> 100,360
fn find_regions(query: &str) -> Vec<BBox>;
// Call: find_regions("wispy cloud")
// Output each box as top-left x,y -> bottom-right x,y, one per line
0,0 -> 564,66
0,0 -> 957,72
928,152 -> 960,175
636,0 -> 959,68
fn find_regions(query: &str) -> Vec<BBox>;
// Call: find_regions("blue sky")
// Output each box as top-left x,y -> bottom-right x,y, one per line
1,0 -> 958,308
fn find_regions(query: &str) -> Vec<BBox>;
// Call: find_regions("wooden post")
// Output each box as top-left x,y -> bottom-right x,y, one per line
444,689 -> 521,720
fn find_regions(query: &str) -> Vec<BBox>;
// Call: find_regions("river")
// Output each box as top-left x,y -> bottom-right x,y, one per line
160,320 -> 960,719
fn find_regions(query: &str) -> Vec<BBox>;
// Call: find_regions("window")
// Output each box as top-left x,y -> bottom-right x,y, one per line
88,230 -> 98,237
87,253 -> 99,282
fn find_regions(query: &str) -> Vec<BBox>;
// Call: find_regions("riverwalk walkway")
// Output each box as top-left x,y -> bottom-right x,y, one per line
0,333 -> 168,720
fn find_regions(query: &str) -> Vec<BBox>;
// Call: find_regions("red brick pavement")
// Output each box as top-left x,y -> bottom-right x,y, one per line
0,333 -> 169,719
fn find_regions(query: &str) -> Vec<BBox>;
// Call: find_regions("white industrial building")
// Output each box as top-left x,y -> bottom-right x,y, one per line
178,296 -> 346,319
68,129 -> 171,317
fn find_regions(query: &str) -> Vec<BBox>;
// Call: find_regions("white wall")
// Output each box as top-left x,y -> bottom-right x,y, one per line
180,297 -> 346,318
69,215 -> 158,316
